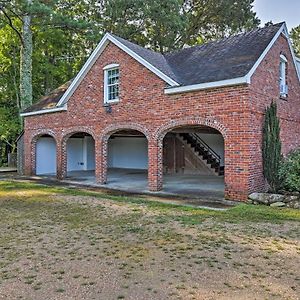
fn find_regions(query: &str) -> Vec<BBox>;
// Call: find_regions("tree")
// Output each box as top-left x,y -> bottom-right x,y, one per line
101,0 -> 259,52
291,25 -> 300,56
262,102 -> 282,193
0,0 -> 95,112
180,0 -> 260,45
102,0 -> 186,53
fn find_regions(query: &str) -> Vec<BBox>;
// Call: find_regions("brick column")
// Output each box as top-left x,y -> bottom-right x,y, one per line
56,137 -> 67,180
148,137 -> 163,191
223,137 -> 250,201
95,137 -> 107,184
24,132 -> 33,176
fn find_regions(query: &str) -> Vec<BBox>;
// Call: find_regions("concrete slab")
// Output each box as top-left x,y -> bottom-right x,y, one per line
65,168 -> 224,200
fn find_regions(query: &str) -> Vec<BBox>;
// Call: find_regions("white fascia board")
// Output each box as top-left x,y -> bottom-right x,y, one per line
285,30 -> 300,82
107,35 -> 179,86
20,106 -> 67,117
164,76 -> 248,95
245,23 -> 300,83
245,23 -> 285,83
56,33 -> 111,107
56,33 -> 179,107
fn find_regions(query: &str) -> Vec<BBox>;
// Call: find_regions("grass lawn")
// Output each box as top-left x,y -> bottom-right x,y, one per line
0,180 -> 299,300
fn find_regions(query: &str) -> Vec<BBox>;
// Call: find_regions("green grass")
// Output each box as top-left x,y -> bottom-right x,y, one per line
0,180 -> 299,224
0,179 -> 299,300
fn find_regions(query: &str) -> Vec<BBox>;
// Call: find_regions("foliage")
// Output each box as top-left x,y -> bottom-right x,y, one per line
183,0 -> 260,44
0,0 -> 260,164
262,102 -> 282,193
291,25 -> 300,56
279,149 -> 300,192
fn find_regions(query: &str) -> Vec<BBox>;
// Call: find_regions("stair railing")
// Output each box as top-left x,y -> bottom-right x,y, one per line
187,133 -> 221,165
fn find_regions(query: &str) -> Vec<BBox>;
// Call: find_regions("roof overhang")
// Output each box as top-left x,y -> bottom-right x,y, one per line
165,23 -> 300,95
20,106 -> 67,117
164,76 -> 248,94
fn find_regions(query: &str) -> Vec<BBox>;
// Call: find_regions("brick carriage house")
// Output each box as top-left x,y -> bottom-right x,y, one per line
20,22 -> 300,201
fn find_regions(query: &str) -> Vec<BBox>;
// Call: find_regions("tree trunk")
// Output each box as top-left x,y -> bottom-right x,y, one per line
19,0 -> 33,111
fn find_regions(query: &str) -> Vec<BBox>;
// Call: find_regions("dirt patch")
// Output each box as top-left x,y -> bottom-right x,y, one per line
0,187 -> 299,299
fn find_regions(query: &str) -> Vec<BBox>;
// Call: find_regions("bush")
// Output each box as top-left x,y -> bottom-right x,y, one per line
279,149 -> 300,192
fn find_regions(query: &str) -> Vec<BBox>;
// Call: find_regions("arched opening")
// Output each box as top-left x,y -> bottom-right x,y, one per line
66,132 -> 95,180
35,134 -> 57,175
107,129 -> 148,190
162,125 -> 225,198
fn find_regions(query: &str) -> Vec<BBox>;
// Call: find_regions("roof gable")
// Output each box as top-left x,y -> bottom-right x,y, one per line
21,22 -> 300,116
56,33 -> 179,107
165,23 -> 284,86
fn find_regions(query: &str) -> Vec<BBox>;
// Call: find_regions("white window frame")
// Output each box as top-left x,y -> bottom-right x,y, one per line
103,63 -> 120,104
279,54 -> 288,97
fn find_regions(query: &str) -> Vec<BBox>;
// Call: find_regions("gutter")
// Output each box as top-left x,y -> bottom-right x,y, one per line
20,106 -> 67,117
164,76 -> 248,95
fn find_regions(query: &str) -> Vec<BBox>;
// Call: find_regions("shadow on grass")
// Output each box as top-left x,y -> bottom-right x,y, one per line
0,180 -> 299,224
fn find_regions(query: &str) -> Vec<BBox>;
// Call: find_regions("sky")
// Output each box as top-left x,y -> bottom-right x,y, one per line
253,0 -> 300,30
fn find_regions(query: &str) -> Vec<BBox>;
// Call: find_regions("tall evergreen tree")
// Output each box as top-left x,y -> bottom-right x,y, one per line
262,102 -> 282,192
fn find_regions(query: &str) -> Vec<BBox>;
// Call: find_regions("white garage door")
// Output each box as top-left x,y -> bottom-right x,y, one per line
67,138 -> 84,171
108,137 -> 148,169
36,137 -> 56,175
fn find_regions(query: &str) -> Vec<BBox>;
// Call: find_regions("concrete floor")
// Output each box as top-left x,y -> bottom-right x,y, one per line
65,168 -> 225,199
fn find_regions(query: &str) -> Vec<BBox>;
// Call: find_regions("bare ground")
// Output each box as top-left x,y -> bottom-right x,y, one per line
0,181 -> 299,300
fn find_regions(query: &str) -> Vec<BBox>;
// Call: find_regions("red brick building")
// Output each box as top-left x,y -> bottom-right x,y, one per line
20,22 -> 300,201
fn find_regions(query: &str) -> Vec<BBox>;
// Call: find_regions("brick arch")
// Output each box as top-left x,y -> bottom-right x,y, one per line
155,117 -> 228,142
61,127 -> 96,144
100,122 -> 150,142
30,130 -> 58,175
59,127 -> 96,179
149,116 -> 227,193
96,123 -> 150,185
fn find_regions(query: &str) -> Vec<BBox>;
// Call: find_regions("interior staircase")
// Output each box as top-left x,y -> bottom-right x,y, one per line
179,133 -> 224,176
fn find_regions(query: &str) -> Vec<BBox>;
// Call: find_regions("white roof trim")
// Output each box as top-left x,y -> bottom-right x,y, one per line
285,28 -> 300,82
246,23 -> 300,83
166,23 -> 300,95
56,33 -> 179,107
164,76 -> 248,94
20,106 -> 67,117
245,23 -> 285,83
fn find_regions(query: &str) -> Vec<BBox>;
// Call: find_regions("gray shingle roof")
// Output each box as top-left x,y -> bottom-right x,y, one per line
23,23 -> 283,114
114,23 -> 283,86
111,34 -> 180,83
165,23 -> 283,85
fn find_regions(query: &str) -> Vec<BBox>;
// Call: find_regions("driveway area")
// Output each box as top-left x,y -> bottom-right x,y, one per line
0,180 -> 299,300
65,168 -> 225,200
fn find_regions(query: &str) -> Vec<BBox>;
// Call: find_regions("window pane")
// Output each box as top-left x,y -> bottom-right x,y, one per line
108,84 -> 119,100
108,69 -> 119,85
106,68 -> 119,101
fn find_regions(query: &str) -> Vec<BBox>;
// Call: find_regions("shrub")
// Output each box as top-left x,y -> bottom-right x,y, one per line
262,102 -> 281,192
279,149 -> 300,192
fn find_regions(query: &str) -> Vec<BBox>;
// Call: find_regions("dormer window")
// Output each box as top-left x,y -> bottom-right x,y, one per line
104,64 -> 119,103
279,54 -> 288,98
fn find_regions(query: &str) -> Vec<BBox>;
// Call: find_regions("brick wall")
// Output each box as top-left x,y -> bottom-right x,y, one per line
249,33 -> 300,193
23,36 -> 300,201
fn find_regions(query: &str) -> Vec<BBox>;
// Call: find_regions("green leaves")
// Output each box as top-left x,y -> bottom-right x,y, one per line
279,149 -> 300,192
291,25 -> 300,56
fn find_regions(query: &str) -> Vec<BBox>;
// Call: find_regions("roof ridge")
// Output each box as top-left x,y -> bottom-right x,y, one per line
164,22 -> 285,57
